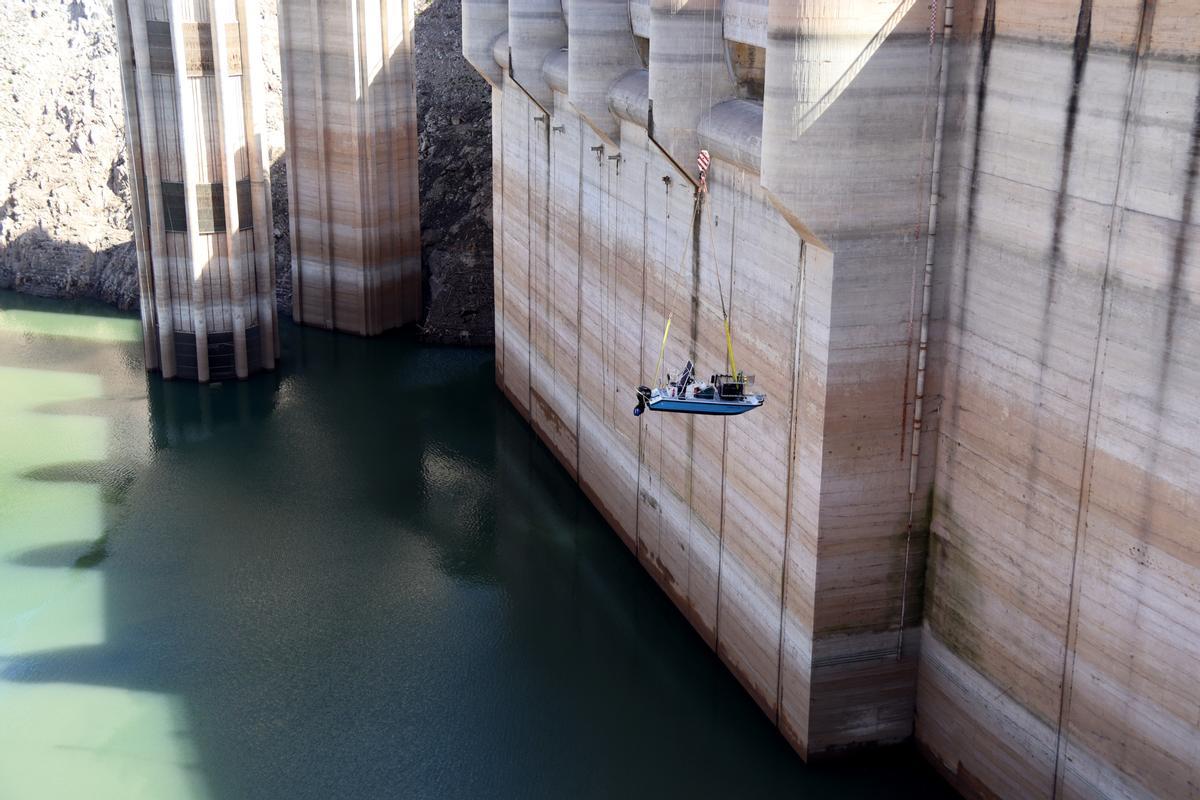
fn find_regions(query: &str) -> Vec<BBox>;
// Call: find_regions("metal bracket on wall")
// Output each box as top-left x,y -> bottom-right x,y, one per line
608,153 -> 623,175
590,144 -> 604,164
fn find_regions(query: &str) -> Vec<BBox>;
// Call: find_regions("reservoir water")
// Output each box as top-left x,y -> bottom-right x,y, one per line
0,292 -> 953,799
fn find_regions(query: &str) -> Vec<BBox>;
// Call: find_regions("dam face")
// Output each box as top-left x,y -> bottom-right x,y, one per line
465,0 -> 1200,796
921,2 -> 1200,798
474,0 -> 939,760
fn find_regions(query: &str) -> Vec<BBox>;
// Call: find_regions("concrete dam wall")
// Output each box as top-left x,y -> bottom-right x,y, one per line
464,0 -> 1199,796
921,1 -> 1200,798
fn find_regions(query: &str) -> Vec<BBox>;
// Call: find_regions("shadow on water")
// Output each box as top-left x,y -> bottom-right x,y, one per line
0,291 -> 953,799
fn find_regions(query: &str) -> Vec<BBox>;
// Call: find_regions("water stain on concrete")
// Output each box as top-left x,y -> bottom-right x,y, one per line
1046,0 -> 1093,299
1160,70 -> 1200,382
941,0 -> 996,508
961,0 -> 997,271
1138,66 -> 1200,540
1020,0 -> 1093,536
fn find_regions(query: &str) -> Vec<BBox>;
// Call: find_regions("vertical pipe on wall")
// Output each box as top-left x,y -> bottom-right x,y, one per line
897,0 -> 953,657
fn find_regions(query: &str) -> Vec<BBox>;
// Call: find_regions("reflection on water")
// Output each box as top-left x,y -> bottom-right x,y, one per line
0,292 -> 953,799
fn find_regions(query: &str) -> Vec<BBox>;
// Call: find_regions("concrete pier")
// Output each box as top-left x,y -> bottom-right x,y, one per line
113,0 -> 278,381
277,0 -> 422,335
464,0 -> 1200,794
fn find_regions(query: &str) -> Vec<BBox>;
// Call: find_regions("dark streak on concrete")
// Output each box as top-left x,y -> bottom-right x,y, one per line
961,0 -> 997,272
1020,0 -> 1092,538
1046,1 -> 1093,308
942,0 -> 997,509
1160,75 -> 1200,383
1138,68 -> 1200,540
1051,5 -> 1162,797
1134,0 -> 1158,58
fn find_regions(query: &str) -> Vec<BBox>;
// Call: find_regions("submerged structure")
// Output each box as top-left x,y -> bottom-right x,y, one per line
464,0 -> 1200,797
277,0 -> 423,335
113,0 -> 279,381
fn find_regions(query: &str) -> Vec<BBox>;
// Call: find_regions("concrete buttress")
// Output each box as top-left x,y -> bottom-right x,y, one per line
277,0 -> 422,335
113,0 -> 279,381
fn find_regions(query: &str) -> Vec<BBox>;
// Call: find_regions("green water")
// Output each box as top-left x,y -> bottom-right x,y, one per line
0,292 -> 953,799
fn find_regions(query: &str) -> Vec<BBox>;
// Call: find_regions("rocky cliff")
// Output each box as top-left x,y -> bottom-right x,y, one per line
0,0 -> 492,343
415,0 -> 493,345
0,0 -> 139,308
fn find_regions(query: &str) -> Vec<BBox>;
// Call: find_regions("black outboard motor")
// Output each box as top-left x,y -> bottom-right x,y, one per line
633,385 -> 652,416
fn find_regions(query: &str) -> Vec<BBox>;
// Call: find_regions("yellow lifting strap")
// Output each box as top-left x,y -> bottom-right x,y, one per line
653,313 -> 673,387
724,315 -> 736,378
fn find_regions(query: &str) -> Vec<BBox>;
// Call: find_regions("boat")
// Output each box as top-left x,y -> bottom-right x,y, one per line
634,363 -> 765,416
641,387 -> 765,415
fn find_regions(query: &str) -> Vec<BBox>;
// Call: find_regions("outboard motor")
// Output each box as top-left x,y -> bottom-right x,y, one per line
633,385 -> 652,416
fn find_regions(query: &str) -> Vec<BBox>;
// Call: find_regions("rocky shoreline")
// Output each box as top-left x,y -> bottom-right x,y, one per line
0,0 -> 493,344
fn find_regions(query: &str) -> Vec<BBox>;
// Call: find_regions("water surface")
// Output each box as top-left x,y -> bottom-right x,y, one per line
0,292 -> 953,799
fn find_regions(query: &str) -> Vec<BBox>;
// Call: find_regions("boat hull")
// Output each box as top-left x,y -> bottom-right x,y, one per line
646,395 -> 764,415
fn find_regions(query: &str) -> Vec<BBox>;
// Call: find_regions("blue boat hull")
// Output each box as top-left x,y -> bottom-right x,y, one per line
646,395 -> 764,415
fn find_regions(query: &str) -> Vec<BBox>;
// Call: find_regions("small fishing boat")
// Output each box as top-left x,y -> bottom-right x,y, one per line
634,361 -> 765,416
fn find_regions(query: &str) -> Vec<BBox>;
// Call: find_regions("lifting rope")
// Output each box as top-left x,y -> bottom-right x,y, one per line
649,149 -> 740,389
698,150 -> 738,380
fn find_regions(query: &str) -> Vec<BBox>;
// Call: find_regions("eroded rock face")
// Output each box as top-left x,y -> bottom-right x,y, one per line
0,0 -> 288,311
0,0 -> 139,308
415,0 -> 493,345
0,0 -> 493,345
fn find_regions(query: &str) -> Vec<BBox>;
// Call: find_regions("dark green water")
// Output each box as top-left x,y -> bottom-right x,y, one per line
0,291 -> 953,799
